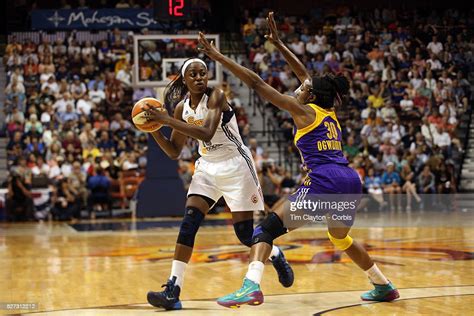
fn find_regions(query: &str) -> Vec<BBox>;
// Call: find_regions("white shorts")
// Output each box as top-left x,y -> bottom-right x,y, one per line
187,150 -> 264,212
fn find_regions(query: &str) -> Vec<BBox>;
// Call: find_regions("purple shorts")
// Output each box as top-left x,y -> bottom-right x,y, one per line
288,164 -> 362,227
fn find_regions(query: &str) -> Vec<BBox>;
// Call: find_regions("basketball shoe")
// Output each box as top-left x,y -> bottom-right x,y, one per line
270,247 -> 294,287
361,281 -> 400,301
147,276 -> 182,310
217,278 -> 264,308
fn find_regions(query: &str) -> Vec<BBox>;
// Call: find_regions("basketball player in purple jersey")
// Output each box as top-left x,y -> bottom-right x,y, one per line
198,12 -> 399,308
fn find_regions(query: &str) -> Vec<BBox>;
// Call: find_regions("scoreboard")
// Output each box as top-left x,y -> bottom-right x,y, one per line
154,0 -> 192,20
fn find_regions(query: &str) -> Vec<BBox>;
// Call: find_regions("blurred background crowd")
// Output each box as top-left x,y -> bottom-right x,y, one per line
241,7 -> 472,211
2,1 -> 473,221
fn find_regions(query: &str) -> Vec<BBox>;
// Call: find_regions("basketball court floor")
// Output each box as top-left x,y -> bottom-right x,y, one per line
2,211 -> 473,315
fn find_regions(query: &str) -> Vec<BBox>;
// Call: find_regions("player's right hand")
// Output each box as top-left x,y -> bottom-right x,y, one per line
143,103 -> 170,126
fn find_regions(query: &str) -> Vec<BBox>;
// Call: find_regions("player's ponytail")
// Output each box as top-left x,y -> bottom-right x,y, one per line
330,74 -> 350,108
164,63 -> 189,110
332,75 -> 350,96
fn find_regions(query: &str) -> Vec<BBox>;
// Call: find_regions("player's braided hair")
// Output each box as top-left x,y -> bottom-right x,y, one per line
312,74 -> 349,109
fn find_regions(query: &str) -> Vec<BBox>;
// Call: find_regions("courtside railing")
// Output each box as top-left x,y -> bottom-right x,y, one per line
250,89 -> 299,175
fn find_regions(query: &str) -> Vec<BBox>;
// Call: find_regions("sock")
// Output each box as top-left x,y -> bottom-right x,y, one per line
170,260 -> 187,288
269,245 -> 280,260
365,264 -> 389,285
245,261 -> 265,284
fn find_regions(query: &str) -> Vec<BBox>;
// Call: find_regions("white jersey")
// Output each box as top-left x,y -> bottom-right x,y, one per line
181,90 -> 245,162
182,90 -> 263,211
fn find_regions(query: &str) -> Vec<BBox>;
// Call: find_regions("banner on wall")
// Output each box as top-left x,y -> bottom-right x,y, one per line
31,9 -> 170,30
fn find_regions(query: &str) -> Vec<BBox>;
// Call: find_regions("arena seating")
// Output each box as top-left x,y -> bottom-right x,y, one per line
2,3 -> 472,220
240,7 -> 472,210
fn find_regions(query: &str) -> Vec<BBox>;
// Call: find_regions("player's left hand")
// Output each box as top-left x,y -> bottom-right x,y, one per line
265,12 -> 282,45
142,103 -> 170,125
197,32 -> 222,61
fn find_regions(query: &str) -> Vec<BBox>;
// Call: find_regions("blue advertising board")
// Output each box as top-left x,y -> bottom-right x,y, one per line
32,9 -> 167,30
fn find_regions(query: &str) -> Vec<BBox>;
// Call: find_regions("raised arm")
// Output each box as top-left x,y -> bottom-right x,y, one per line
149,102 -> 187,160
265,12 -> 311,83
145,89 -> 226,143
197,32 -> 306,118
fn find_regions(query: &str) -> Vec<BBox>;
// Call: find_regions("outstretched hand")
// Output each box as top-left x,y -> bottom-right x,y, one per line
197,32 -> 222,61
265,12 -> 281,45
142,103 -> 170,125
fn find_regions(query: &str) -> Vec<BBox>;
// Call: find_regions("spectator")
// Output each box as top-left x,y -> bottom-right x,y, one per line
105,80 -> 124,113
400,163 -> 421,211
87,167 -> 112,219
116,63 -> 132,88
115,0 -> 130,8
417,165 -> 436,194
61,131 -> 82,156
41,75 -> 59,95
81,41 -> 96,60
97,131 -> 115,151
427,36 -> 443,56
70,75 -> 87,100
51,179 -> 80,221
132,87 -> 155,102
31,156 -> 50,176
259,163 -> 281,208
289,37 -> 305,56
53,92 -> 75,114
400,93 -> 414,112
77,94 -> 94,117
178,161 -> 193,190
343,136 -> 359,159
5,172 -> 34,221
89,82 -> 106,105
68,161 -> 88,211
58,104 -> 79,124
364,167 -> 385,209
38,56 -> 55,83
436,162 -> 456,193
381,162 -> 402,211
306,37 -> 321,56
433,126 -> 452,157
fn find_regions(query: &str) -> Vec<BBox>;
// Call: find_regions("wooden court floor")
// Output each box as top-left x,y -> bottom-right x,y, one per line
1,211 -> 473,315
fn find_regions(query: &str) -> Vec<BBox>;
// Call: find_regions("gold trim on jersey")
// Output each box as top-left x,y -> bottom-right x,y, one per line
186,116 -> 204,126
303,175 -> 312,186
294,103 -> 341,144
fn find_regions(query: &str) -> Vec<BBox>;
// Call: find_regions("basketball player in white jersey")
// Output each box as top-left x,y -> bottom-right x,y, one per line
143,58 -> 294,310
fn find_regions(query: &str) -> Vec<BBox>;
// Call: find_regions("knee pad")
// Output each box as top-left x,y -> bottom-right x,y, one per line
177,206 -> 205,247
327,232 -> 353,250
252,212 -> 288,246
233,219 -> 254,247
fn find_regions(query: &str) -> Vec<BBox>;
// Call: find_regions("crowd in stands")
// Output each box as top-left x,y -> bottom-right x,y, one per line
242,7 -> 472,211
2,11 -> 242,222
2,5 -> 473,221
3,27 -> 158,221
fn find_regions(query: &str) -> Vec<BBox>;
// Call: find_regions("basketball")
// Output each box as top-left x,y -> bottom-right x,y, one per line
131,97 -> 166,133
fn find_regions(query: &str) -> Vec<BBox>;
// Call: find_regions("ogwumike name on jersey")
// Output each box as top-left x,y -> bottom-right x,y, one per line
317,139 -> 342,151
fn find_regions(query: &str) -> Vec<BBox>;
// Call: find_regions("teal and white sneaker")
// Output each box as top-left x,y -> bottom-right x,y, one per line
217,278 -> 264,308
361,281 -> 400,302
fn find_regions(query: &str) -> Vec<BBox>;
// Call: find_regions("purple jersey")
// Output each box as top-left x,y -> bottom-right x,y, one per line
294,103 -> 348,172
